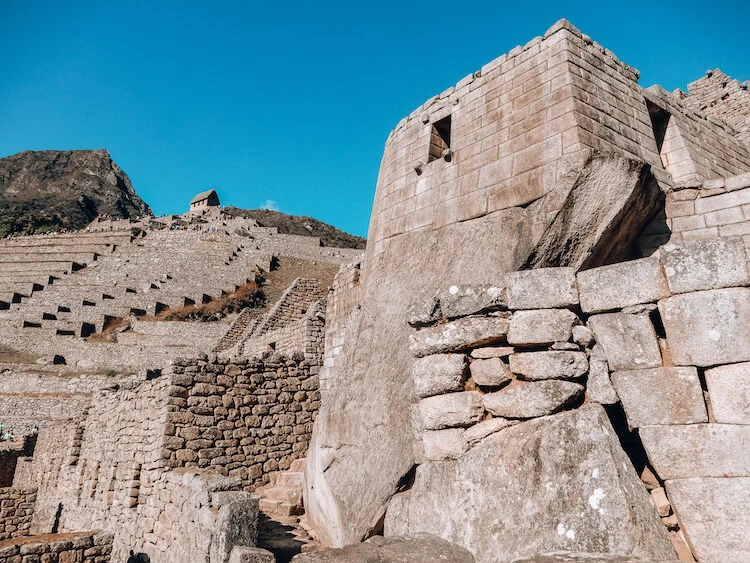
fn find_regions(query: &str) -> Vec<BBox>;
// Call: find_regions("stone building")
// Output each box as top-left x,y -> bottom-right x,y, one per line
189,189 -> 221,215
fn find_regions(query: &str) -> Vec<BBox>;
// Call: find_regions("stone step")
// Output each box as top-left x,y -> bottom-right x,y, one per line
263,485 -> 303,505
258,497 -> 302,517
275,471 -> 305,488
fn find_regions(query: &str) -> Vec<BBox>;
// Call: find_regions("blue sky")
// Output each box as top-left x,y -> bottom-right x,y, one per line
1,1 -> 748,237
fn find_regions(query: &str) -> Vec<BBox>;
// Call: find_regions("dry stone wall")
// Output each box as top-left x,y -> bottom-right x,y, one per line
0,488 -> 35,541
684,69 -> 750,146
0,531 -> 113,563
387,236 -> 750,562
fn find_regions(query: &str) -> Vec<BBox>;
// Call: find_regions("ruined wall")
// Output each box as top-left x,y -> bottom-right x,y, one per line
164,355 -> 319,490
387,236 -> 749,562
0,531 -> 113,563
684,69 -> 750,146
0,488 -> 35,541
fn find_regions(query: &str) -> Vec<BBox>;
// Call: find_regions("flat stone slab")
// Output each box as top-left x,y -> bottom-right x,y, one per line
385,406 -> 676,563
511,553 -> 676,562
508,309 -> 579,346
409,316 -> 510,357
587,348 -> 618,405
665,477 -> 750,563
464,417 -> 519,445
588,313 -> 662,371
229,546 -> 276,563
469,357 -> 512,387
640,424 -> 750,479
422,428 -> 468,461
704,362 -> 750,424
611,367 -> 707,428
658,288 -> 750,367
576,257 -> 669,314
660,237 -> 750,294
483,381 -> 584,419
438,284 -> 507,319
418,391 -> 485,430
471,346 -> 514,359
506,268 -> 579,310
412,354 -> 466,399
509,351 -> 588,381
290,533 -> 476,562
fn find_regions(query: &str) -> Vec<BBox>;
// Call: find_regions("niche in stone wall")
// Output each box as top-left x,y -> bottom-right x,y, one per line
428,115 -> 452,162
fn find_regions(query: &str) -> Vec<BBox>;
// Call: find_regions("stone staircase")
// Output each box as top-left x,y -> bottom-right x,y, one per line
253,458 -> 322,563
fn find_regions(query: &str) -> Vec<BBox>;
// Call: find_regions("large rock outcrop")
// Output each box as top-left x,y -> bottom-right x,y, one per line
0,149 -> 151,236
384,405 -> 676,563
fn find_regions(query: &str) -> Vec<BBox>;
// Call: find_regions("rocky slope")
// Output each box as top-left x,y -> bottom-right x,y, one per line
0,149 -> 151,236
223,207 -> 366,249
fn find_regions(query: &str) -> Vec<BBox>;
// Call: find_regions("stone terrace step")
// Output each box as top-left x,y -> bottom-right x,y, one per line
0,253 -> 97,264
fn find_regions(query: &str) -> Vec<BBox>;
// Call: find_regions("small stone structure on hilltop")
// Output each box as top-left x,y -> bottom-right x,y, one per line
1,17 -> 749,563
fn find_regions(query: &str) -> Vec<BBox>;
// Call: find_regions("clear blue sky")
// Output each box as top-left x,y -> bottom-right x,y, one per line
1,1 -> 748,237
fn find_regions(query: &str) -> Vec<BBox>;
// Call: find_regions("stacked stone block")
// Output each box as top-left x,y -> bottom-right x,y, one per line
0,488 -> 35,541
164,355 -> 320,490
0,531 -> 113,563
405,236 -> 750,561
684,69 -> 750,146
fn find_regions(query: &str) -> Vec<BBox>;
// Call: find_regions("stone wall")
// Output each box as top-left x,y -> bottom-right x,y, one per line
684,69 -> 750,146
164,355 -> 320,490
388,235 -> 750,562
0,531 -> 113,563
0,488 -> 35,541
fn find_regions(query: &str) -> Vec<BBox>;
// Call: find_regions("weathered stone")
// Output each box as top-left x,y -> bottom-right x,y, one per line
438,284 -> 507,319
422,428 -> 468,460
229,546 -> 276,563
665,477 -> 750,563
483,381 -> 584,419
640,424 -> 750,479
418,391 -> 484,430
660,237 -> 750,294
469,357 -> 512,387
572,325 -> 593,347
464,417 -> 518,445
409,316 -> 510,358
511,553 -> 675,562
290,533 -> 476,562
576,257 -> 669,313
412,354 -> 467,399
508,309 -> 579,346
406,296 -> 441,327
509,351 -> 588,381
385,406 -> 676,563
506,268 -> 578,310
611,367 -> 707,428
551,342 -> 580,351
524,154 -> 663,271
704,362 -> 750,424
586,347 -> 618,405
658,288 -> 750,367
588,314 -> 662,371
470,346 -> 514,359
210,498 -> 260,563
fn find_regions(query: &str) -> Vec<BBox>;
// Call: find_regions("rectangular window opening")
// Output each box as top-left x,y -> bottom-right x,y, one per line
645,100 -> 671,154
428,115 -> 452,162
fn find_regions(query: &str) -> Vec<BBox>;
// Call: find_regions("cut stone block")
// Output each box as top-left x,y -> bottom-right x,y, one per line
412,354 -> 466,399
587,348 -> 618,405
509,351 -> 588,381
576,257 -> 669,313
422,428 -> 468,460
470,346 -> 514,359
438,284 -> 507,319
506,268 -> 578,310
588,313 -> 662,371
665,477 -> 750,563
385,405 -> 676,562
418,391 -> 485,430
507,309 -> 579,346
483,381 -> 584,419
660,236 -> 750,294
704,362 -> 750,424
407,296 -> 441,327
611,367 -> 707,428
464,417 -> 518,445
572,325 -> 593,347
658,288 -> 750,367
640,424 -> 750,479
229,546 -> 275,563
650,487 -> 671,517
409,316 -> 510,358
469,357 -> 511,387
